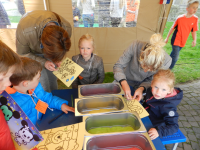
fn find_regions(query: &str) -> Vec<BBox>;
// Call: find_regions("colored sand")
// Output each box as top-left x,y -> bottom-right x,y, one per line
88,126 -> 134,134
113,148 -> 140,150
88,109 -> 117,114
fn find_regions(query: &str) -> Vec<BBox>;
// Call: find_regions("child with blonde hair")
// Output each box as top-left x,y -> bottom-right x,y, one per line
113,33 -> 172,100
165,0 -> 199,69
140,69 -> 183,140
6,57 -> 75,125
72,34 -> 105,89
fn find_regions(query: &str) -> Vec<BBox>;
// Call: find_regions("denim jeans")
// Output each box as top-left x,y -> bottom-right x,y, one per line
169,45 -> 182,69
82,14 -> 94,27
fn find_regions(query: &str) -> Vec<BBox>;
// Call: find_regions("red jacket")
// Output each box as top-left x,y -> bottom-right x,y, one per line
0,109 -> 15,150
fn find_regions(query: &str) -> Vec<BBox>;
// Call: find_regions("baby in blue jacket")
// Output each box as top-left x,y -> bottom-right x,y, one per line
141,69 -> 183,140
7,57 -> 75,125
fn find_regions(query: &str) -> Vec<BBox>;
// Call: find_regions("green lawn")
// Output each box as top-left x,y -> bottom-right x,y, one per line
163,22 -> 200,84
58,22 -> 200,89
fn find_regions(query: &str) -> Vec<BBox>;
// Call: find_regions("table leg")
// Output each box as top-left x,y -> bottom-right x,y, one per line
171,143 -> 178,150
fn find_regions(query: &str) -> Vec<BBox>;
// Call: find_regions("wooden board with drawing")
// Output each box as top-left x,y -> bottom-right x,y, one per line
53,57 -> 84,87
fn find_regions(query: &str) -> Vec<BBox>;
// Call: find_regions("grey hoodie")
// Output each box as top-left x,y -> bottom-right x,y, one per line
113,40 -> 172,88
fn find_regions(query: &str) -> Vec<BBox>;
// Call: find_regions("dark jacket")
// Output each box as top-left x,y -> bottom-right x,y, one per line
143,87 -> 183,138
73,7 -> 81,22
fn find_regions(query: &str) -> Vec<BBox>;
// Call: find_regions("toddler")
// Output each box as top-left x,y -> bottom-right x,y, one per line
6,57 -> 75,125
141,69 -> 183,140
72,34 -> 105,88
165,0 -> 199,69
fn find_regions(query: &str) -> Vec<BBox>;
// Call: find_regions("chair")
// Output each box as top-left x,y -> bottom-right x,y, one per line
160,129 -> 187,150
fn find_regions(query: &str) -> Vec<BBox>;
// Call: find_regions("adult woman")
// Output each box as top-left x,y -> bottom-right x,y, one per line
16,10 -> 72,92
113,34 -> 172,100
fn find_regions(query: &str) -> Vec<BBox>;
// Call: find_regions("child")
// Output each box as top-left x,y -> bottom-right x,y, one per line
142,69 -> 183,140
165,0 -> 199,69
7,57 -> 75,125
72,2 -> 81,27
0,40 -> 22,150
72,34 -> 105,89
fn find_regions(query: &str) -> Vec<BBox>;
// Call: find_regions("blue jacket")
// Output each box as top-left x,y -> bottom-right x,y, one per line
6,82 -> 68,125
143,87 -> 183,138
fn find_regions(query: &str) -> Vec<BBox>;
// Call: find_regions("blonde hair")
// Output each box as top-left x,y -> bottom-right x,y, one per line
152,69 -> 175,90
187,0 -> 199,7
139,33 -> 166,72
78,33 -> 95,49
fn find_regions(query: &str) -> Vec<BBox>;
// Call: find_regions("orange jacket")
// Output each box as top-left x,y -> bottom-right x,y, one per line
126,0 -> 140,22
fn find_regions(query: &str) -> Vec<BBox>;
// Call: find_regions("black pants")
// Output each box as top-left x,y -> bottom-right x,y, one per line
111,17 -> 122,27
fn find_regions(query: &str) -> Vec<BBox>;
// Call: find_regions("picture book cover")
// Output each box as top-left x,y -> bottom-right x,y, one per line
0,91 -> 43,150
53,57 -> 84,87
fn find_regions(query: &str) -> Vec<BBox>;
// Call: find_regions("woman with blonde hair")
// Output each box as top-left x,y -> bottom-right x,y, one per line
113,33 -> 172,100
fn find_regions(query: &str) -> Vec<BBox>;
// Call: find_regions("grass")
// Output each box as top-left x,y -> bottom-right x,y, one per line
163,22 -> 200,84
57,21 -> 200,89
8,16 -> 21,23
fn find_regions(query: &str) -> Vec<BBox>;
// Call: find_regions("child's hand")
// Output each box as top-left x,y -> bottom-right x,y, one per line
192,40 -> 196,47
148,128 -> 159,140
61,104 -> 75,114
164,38 -> 168,44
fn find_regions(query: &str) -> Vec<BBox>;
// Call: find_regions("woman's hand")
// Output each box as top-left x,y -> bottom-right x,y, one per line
45,61 -> 57,71
132,87 -> 144,101
61,104 -> 75,114
148,128 -> 159,140
121,80 -> 132,100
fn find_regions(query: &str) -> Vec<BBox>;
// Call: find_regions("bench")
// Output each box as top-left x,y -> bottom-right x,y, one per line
160,129 -> 187,150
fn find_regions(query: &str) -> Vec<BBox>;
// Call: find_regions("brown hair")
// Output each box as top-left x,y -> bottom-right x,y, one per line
10,57 -> 42,86
152,69 -> 175,90
187,0 -> 199,7
78,33 -> 95,49
139,33 -> 166,72
0,40 -> 21,75
41,25 -> 71,63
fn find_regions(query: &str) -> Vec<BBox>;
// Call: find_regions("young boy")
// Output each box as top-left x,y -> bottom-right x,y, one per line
0,40 -> 22,150
6,57 -> 75,125
165,0 -> 199,69
140,69 -> 183,140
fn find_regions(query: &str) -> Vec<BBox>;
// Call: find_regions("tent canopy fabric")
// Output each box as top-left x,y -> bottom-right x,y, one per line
0,0 -> 172,72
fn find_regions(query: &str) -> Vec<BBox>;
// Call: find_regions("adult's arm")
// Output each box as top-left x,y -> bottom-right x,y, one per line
113,42 -> 135,82
0,110 -> 15,150
16,25 -> 47,67
113,42 -> 136,99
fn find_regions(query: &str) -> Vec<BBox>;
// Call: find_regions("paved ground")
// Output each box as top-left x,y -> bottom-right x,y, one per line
165,80 -> 200,150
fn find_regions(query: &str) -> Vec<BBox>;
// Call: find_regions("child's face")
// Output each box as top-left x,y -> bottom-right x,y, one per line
0,67 -> 14,93
151,78 -> 172,99
187,3 -> 199,15
27,72 -> 41,90
79,40 -> 94,61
